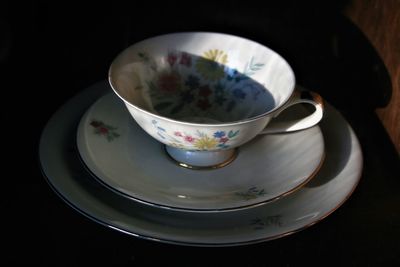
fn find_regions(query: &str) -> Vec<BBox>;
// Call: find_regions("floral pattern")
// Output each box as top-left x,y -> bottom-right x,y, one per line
193,136 -> 218,150
90,120 -> 120,141
235,186 -> 267,200
137,49 -> 266,122
251,216 -> 283,229
151,120 -> 239,150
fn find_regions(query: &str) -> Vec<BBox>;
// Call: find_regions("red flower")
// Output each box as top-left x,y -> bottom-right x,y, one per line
174,131 -> 183,137
219,137 -> 229,143
198,85 -> 212,97
184,135 -> 195,143
99,127 -> 108,134
158,72 -> 181,93
196,99 -> 211,110
179,53 -> 192,67
167,52 -> 177,66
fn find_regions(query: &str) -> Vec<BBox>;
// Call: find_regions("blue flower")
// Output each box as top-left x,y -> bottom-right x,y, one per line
235,74 -> 249,83
213,131 -> 226,138
157,132 -> 165,139
225,67 -> 238,80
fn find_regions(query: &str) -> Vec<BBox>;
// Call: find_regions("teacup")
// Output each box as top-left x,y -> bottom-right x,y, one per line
109,32 -> 323,169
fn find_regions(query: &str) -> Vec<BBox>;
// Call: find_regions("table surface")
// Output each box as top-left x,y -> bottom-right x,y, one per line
3,2 -> 400,265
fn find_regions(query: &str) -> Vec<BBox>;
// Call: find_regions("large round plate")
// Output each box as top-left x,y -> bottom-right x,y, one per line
39,81 -> 362,246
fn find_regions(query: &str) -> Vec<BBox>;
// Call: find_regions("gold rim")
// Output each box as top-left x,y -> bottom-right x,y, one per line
164,146 -> 239,170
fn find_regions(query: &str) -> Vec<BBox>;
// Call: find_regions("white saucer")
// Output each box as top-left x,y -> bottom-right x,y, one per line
39,81 -> 362,246
76,92 -> 325,212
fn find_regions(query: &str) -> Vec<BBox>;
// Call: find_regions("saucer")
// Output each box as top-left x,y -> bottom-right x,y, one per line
76,92 -> 325,212
39,81 -> 362,246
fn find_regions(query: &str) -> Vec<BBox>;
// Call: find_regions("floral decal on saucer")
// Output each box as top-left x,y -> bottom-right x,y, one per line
235,186 -> 267,200
151,120 -> 239,150
90,120 -> 120,142
137,50 -> 267,122
251,216 -> 283,229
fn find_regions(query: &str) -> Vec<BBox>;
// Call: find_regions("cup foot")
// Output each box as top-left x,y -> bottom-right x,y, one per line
164,146 -> 238,170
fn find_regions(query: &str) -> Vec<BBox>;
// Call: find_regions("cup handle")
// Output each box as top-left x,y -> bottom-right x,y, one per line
260,87 -> 324,134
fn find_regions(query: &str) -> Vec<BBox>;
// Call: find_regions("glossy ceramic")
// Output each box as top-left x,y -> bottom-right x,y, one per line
76,92 -> 325,212
39,81 -> 362,246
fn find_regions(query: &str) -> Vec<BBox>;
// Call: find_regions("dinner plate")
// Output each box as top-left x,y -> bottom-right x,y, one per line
39,81 -> 362,246
76,92 -> 324,212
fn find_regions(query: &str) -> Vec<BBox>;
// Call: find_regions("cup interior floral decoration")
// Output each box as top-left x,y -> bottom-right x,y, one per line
109,32 -> 323,168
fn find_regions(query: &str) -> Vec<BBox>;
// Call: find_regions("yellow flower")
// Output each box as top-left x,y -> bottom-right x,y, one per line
195,49 -> 228,81
203,49 -> 228,64
194,136 -> 218,150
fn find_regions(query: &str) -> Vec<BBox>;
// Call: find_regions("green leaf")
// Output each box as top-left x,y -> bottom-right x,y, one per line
196,130 -> 206,138
228,130 -> 239,138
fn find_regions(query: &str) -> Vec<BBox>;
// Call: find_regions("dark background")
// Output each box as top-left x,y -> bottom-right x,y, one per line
3,1 -> 399,265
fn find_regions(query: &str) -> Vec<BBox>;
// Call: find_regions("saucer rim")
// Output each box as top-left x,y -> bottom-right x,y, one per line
77,147 -> 326,213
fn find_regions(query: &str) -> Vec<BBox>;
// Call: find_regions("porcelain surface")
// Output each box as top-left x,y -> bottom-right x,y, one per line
39,81 -> 362,247
109,32 -> 323,155
76,92 -> 325,212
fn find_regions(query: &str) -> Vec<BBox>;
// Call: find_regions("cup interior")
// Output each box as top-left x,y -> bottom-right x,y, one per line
109,32 -> 295,123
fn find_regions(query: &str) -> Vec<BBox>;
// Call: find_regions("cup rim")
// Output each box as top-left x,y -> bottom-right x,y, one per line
108,31 -> 296,127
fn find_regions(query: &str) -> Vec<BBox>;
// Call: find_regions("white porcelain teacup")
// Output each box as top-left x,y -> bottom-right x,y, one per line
109,32 -> 323,168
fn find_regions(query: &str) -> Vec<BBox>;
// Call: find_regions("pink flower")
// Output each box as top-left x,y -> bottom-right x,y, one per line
167,52 -> 177,66
184,135 -> 195,143
219,137 -> 229,143
174,131 -> 183,137
179,53 -> 192,67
